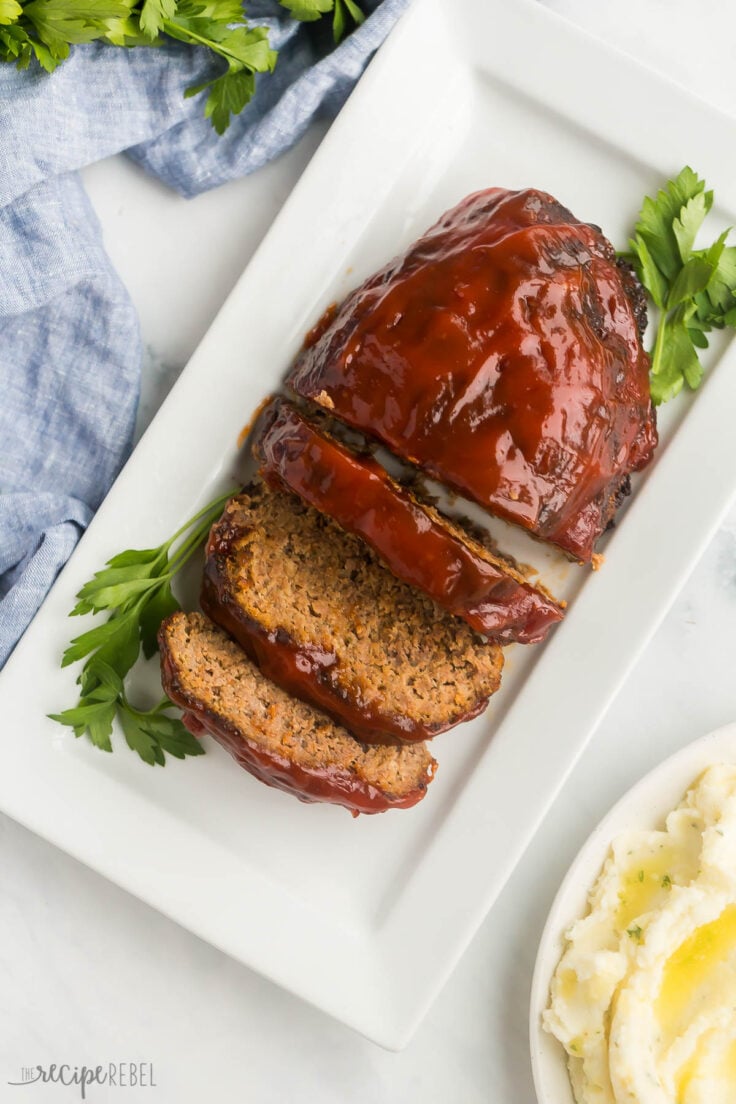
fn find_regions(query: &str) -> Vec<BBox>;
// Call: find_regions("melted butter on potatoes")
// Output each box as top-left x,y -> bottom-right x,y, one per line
544,764 -> 736,1104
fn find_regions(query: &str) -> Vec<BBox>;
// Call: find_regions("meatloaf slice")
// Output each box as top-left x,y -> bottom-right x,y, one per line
159,612 -> 436,814
288,187 -> 658,563
201,482 -> 504,745
255,399 -> 564,645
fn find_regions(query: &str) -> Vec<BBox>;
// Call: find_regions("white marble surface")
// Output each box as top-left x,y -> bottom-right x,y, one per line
4,3 -> 736,1101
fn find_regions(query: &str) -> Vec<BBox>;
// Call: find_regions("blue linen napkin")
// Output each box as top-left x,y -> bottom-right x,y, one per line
0,0 -> 408,666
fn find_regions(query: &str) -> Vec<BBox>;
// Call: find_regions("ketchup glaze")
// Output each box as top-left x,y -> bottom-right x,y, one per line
289,188 -> 657,562
256,399 -> 563,644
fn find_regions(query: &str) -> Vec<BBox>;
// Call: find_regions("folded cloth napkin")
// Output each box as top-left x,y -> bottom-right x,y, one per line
0,0 -> 408,666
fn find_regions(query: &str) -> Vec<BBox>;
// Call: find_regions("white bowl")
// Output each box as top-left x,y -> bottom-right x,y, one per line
529,721 -> 736,1104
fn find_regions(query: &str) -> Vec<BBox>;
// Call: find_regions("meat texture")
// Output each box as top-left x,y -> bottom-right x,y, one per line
201,482 -> 504,746
160,612 -> 436,815
256,398 -> 564,644
289,187 -> 658,562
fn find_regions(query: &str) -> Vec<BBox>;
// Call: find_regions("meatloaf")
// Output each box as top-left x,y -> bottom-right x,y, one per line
201,482 -> 504,745
159,612 -> 436,814
288,187 -> 658,563
255,398 -> 564,645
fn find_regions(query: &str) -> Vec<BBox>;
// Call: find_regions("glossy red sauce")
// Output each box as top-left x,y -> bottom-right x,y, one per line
159,644 -> 433,815
179,709 -> 433,816
289,188 -> 657,563
304,302 -> 337,347
256,400 -> 563,644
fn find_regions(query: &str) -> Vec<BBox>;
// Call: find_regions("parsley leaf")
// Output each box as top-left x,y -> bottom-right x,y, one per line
279,0 -> 364,42
634,171 -> 701,281
61,611 -> 140,671
626,167 -> 736,404
629,233 -> 668,309
139,0 -> 176,39
279,0 -> 333,21
139,580 -> 179,658
21,0 -> 130,64
168,15 -> 277,135
118,699 -> 204,765
672,191 -> 711,262
667,256 -> 713,309
333,0 -> 363,42
185,67 -> 259,137
51,489 -> 234,766
88,610 -> 142,679
0,0 -> 22,25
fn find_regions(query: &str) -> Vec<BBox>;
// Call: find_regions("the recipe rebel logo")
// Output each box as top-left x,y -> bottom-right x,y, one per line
8,1062 -> 157,1098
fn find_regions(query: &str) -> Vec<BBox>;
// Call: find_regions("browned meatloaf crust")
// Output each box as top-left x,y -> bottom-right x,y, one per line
255,398 -> 564,645
200,482 -> 504,745
288,187 -> 657,563
159,612 -> 436,815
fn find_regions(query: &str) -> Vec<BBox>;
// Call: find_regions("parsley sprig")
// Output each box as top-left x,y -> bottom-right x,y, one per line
280,0 -> 364,42
624,166 -> 736,405
50,489 -> 234,765
0,0 -> 365,134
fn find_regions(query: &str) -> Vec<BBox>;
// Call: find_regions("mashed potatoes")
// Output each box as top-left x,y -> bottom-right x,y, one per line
544,764 -> 736,1104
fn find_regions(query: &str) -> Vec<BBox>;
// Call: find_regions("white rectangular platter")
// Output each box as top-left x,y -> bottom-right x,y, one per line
3,0 -> 736,1051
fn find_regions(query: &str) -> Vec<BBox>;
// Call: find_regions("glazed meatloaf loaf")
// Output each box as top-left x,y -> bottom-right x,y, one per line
289,187 -> 658,563
201,482 -> 504,746
159,612 -> 436,814
255,399 -> 564,645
